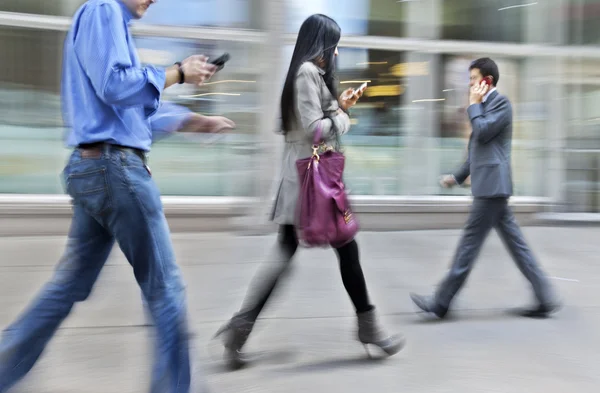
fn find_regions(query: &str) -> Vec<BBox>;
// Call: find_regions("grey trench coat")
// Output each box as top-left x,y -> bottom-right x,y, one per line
270,61 -> 351,225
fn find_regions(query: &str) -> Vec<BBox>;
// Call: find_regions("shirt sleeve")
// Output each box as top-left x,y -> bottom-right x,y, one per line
149,102 -> 193,141
74,2 -> 166,117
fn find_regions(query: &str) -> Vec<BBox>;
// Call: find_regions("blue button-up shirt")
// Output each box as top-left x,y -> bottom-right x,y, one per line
62,0 -> 187,152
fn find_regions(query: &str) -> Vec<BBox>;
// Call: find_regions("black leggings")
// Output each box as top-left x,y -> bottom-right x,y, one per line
238,225 -> 374,322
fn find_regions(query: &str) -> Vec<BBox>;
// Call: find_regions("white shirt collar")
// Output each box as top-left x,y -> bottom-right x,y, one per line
482,87 -> 497,103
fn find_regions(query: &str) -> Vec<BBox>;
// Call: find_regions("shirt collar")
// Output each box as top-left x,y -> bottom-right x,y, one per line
482,87 -> 497,103
118,0 -> 134,23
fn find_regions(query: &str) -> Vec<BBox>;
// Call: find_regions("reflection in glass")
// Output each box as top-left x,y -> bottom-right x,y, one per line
564,60 -> 600,212
0,0 -> 86,16
337,49 -> 406,194
142,0 -> 262,29
0,0 -> 262,29
285,0 -> 407,37
567,0 -> 600,45
442,0 -> 525,42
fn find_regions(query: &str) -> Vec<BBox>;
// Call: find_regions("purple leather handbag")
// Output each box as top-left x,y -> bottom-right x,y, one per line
295,122 -> 359,248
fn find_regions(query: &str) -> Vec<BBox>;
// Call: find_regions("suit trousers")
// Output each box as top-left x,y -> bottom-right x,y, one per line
434,197 -> 554,310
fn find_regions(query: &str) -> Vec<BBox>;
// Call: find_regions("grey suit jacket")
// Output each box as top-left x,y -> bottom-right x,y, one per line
453,90 -> 513,198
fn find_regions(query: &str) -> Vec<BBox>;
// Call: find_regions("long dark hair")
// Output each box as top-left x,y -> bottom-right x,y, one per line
280,14 -> 341,133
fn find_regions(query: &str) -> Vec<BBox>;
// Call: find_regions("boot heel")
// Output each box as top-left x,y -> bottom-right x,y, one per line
213,316 -> 254,371
379,334 -> 405,356
357,309 -> 405,358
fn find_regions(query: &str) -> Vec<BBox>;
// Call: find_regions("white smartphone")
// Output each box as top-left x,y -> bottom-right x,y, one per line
353,82 -> 368,96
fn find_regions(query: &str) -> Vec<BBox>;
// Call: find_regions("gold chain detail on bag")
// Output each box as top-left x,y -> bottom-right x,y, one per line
308,143 -> 334,169
343,210 -> 353,224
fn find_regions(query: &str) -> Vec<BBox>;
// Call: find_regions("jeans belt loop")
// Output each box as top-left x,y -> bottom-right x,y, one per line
102,143 -> 112,157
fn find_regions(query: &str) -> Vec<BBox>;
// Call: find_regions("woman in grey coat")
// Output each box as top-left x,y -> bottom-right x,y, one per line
215,14 -> 405,370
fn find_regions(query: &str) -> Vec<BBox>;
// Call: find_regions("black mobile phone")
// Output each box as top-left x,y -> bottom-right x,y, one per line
209,53 -> 230,71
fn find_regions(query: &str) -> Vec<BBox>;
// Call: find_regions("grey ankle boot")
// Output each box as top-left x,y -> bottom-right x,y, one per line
357,309 -> 405,356
213,314 -> 255,370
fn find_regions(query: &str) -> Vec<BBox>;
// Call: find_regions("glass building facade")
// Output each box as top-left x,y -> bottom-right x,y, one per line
0,0 -> 598,212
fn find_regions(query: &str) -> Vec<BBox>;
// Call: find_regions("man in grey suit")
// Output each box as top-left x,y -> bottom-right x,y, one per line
410,58 -> 559,319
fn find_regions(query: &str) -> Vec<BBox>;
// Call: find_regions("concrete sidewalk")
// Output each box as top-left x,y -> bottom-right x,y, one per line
535,212 -> 600,226
0,227 -> 598,392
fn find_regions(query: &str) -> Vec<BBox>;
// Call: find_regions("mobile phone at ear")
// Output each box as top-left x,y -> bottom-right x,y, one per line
482,76 -> 493,86
209,53 -> 230,71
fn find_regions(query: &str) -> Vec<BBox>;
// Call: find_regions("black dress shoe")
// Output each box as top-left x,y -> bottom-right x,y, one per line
409,293 -> 448,319
518,303 -> 561,319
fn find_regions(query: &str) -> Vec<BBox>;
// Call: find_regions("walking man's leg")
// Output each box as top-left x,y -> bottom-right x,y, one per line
0,205 -> 114,392
495,202 -> 559,317
107,149 -> 191,393
410,198 -> 502,318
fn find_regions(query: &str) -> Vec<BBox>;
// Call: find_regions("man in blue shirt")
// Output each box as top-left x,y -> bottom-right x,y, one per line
0,1 -> 233,392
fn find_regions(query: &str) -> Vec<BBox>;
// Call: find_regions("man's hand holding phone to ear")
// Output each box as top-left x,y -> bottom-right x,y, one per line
469,76 -> 492,105
339,82 -> 367,111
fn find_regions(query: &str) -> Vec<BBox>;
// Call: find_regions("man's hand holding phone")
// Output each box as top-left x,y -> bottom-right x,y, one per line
180,55 -> 217,86
339,82 -> 367,111
179,53 -> 230,86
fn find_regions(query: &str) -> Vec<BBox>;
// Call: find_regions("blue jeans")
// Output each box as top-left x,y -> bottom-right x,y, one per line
0,145 -> 191,393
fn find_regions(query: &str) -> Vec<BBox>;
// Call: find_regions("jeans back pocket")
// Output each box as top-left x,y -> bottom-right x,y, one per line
66,167 -> 112,217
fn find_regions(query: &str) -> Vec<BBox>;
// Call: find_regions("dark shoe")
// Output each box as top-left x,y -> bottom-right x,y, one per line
518,303 -> 561,319
409,293 -> 448,319
213,314 -> 255,370
357,309 -> 405,357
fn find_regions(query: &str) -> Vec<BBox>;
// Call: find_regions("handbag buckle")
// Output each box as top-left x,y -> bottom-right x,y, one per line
311,145 -> 320,158
343,210 -> 353,224
309,143 -> 333,169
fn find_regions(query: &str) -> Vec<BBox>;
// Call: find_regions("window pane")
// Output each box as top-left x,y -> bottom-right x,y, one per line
142,0 -> 263,29
338,48 -> 407,195
0,28 -> 261,196
442,0 -> 526,42
0,0 -> 263,29
0,26 -> 65,194
285,0 -> 408,38
564,59 -> 600,212
567,0 -> 600,45
0,0 -> 84,16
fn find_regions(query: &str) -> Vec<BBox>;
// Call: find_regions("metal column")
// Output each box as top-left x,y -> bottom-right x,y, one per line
403,0 -> 442,195
237,0 -> 284,233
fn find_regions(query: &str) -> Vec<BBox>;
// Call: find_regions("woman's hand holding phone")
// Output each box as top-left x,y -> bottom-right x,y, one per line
339,83 -> 366,111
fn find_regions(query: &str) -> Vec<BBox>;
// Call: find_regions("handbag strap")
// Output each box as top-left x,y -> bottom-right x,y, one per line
312,120 -> 323,146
